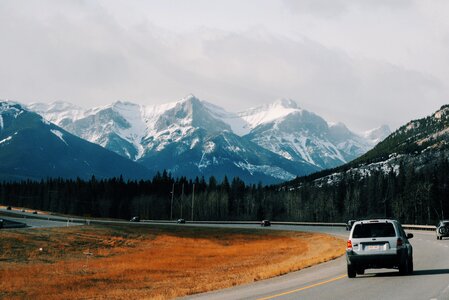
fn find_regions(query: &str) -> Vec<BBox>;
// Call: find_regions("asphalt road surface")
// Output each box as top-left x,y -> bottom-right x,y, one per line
0,208 -> 81,228
0,215 -> 78,228
182,225 -> 449,300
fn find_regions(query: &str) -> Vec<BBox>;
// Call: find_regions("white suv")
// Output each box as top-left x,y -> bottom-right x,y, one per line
346,219 -> 413,278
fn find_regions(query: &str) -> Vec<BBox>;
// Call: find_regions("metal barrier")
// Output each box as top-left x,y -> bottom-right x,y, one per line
403,224 -> 436,231
144,220 -> 435,231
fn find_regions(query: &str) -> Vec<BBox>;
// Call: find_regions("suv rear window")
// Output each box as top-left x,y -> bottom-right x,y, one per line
352,223 -> 396,238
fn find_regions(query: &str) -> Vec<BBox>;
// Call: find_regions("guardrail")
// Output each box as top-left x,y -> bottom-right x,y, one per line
144,220 -> 436,231
403,224 -> 436,231
144,220 -> 347,227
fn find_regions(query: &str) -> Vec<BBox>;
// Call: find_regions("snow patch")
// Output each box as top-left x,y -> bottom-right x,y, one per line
203,141 -> 216,154
51,129 -> 68,146
235,161 -> 295,180
313,155 -> 403,187
0,135 -> 13,145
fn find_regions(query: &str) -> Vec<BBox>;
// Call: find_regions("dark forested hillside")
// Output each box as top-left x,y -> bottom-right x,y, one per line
351,104 -> 449,165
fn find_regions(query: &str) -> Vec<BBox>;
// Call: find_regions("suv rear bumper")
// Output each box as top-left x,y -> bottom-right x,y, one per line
346,251 -> 403,269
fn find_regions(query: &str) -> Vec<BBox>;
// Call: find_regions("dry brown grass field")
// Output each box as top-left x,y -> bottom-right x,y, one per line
0,224 -> 345,299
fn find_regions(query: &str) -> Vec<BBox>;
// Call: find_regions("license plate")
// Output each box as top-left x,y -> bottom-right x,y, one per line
367,245 -> 380,250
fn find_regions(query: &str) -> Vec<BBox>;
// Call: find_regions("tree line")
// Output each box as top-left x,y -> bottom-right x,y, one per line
1,156 -> 449,225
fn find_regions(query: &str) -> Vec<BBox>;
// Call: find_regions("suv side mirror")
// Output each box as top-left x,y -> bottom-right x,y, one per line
406,233 -> 413,239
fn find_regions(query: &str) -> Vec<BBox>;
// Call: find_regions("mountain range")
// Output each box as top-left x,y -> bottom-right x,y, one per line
287,104 -> 449,189
0,102 -> 151,181
27,95 -> 390,183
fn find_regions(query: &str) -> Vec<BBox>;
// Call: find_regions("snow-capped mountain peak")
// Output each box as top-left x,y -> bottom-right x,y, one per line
237,99 -> 302,132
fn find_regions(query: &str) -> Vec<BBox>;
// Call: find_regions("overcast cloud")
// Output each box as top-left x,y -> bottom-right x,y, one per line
1,0 -> 448,132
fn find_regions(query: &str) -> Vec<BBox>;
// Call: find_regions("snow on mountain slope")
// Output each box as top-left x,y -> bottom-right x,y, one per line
140,95 -> 231,154
202,101 -> 249,136
237,98 -> 299,132
28,101 -> 85,127
242,100 -> 382,169
66,101 -> 148,160
30,101 -> 149,160
138,128 -> 317,183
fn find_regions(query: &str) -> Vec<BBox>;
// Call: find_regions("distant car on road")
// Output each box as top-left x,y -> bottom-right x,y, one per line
32,211 -> 38,214
176,218 -> 186,224
346,219 -> 413,278
346,220 -> 357,231
436,220 -> 449,240
261,220 -> 271,227
6,206 -> 11,210
130,216 -> 140,222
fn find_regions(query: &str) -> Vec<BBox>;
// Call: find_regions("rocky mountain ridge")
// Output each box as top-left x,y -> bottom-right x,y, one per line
28,95 -> 390,183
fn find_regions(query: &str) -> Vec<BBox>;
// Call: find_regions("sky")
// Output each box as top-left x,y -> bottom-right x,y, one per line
1,0 -> 449,132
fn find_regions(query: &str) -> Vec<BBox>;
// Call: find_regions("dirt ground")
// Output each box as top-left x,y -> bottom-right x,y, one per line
0,224 -> 345,299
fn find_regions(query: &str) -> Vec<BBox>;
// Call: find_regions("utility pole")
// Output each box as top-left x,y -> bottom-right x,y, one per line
180,183 -> 184,218
191,183 -> 195,221
170,183 -> 174,220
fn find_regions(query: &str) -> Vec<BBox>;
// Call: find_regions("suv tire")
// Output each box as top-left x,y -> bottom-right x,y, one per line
399,258 -> 409,275
439,227 -> 448,235
347,265 -> 356,278
408,257 -> 414,275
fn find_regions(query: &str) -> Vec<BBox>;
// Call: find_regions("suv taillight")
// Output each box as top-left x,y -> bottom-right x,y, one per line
347,240 -> 353,250
397,238 -> 403,248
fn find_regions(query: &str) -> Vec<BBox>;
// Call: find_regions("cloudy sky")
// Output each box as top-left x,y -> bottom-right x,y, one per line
1,0 -> 448,132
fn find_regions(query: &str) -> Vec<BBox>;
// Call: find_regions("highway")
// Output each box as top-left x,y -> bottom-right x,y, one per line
0,215 -> 79,228
0,208 -> 81,228
182,225 -> 449,300
2,208 -> 448,299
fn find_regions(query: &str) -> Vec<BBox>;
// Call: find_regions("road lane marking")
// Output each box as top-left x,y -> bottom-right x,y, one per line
256,274 -> 347,300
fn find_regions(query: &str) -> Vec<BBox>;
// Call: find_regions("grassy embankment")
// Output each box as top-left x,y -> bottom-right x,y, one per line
0,224 -> 345,299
